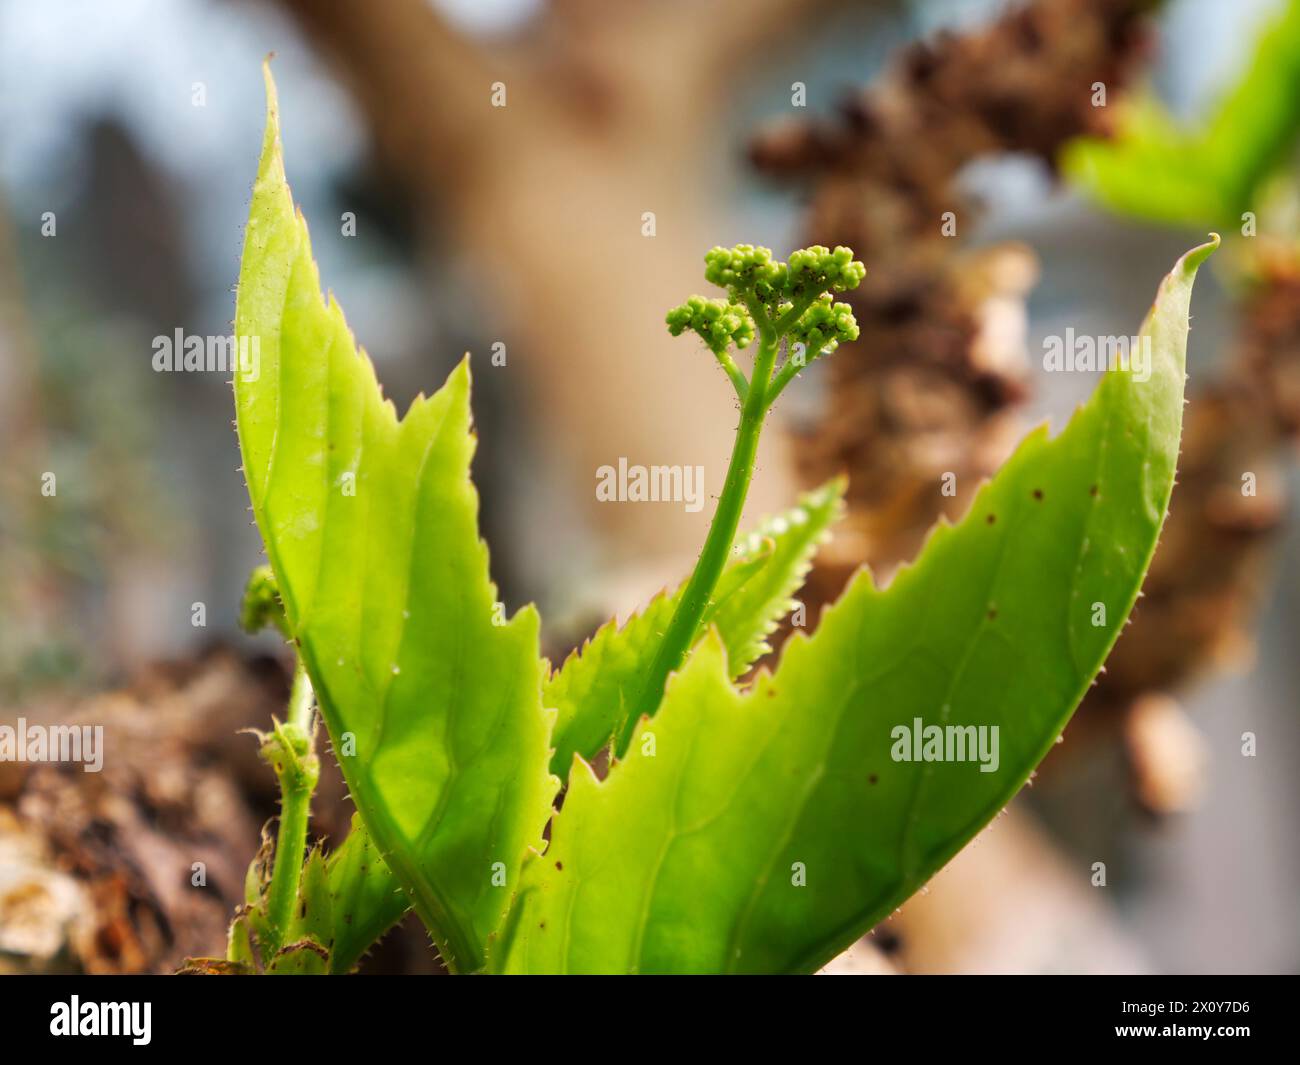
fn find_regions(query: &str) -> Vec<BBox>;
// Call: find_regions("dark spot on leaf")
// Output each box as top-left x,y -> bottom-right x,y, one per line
1032,488 -> 1043,501
868,774 -> 878,785
986,514 -> 996,524
1089,484 -> 1099,497
555,860 -> 563,871
987,608 -> 997,620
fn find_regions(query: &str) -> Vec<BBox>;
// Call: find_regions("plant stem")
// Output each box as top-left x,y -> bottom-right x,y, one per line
264,657 -> 318,952
287,653 -> 315,732
616,327 -> 778,756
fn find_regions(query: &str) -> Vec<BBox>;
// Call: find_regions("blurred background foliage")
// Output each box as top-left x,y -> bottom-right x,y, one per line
0,0 -> 1297,974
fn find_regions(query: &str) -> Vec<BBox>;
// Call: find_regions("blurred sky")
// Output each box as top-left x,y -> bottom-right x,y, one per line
0,0 -> 1277,344
1,0 -> 1283,409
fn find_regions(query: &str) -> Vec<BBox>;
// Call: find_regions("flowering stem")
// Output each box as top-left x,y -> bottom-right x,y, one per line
621,244 -> 864,759
616,325 -> 778,756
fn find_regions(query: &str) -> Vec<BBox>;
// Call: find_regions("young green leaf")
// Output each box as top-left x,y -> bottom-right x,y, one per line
257,827 -> 412,974
216,819 -> 409,974
322,817 -> 413,974
493,237 -> 1218,974
234,65 -> 556,974
1063,0 -> 1300,227
708,477 -> 844,675
545,480 -> 844,777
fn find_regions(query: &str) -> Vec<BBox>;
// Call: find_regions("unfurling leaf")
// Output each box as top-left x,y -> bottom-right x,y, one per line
545,479 -> 844,777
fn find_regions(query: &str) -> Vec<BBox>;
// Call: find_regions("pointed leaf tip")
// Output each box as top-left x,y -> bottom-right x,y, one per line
256,62 -> 285,189
1180,233 -> 1220,276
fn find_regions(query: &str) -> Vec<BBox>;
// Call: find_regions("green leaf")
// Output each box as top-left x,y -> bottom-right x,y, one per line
545,480 -> 844,777
265,939 -> 331,975
225,912 -> 258,971
234,66 -> 556,974
493,237 -> 1218,974
1063,0 -> 1300,227
323,817 -> 413,974
239,563 -> 289,638
234,820 -> 410,974
264,835 -> 411,974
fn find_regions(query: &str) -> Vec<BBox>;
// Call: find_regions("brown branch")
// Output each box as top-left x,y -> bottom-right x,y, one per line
543,0 -> 858,113
757,0 -> 1159,583
275,0 -> 502,194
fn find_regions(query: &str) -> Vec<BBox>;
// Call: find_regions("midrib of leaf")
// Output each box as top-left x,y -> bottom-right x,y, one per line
723,701 -> 835,973
1065,405 -> 1113,677
626,741 -> 687,974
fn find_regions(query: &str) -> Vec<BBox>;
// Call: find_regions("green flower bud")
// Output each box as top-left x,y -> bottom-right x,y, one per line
788,295 -> 860,358
666,295 -> 755,353
667,242 -> 862,397
240,564 -> 289,637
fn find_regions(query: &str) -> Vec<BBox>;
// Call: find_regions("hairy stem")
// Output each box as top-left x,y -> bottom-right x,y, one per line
768,347 -> 811,405
264,658 -> 318,952
616,327 -> 777,756
714,349 -> 750,401
287,653 -> 315,732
